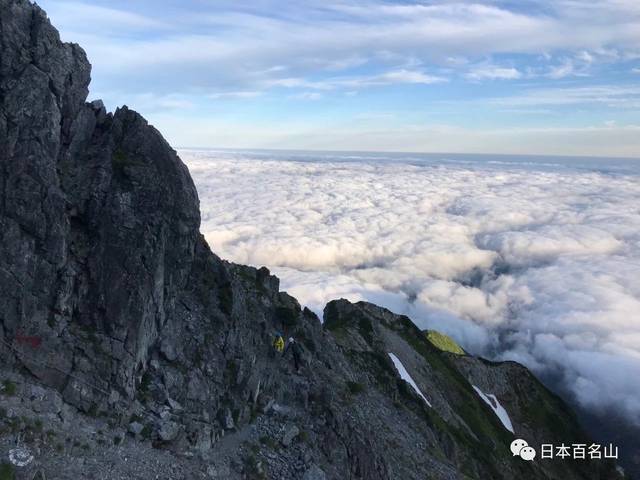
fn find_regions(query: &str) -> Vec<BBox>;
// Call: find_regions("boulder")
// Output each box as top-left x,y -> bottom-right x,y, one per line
303,465 -> 327,480
281,424 -> 300,447
128,422 -> 144,436
167,398 -> 184,412
218,408 -> 235,430
158,420 -> 180,442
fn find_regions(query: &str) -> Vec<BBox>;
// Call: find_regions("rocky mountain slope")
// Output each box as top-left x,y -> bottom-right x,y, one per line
0,1 -> 624,478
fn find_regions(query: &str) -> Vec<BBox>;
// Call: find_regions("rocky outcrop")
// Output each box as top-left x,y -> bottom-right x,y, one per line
0,0 -> 199,412
0,1 -> 624,479
324,300 -> 626,480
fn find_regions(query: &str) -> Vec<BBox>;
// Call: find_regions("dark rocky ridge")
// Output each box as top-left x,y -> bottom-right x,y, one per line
0,1 -> 624,479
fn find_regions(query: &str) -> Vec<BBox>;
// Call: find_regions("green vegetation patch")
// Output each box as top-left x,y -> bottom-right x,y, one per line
346,381 -> 365,395
1,380 -> 17,396
141,423 -> 153,440
0,462 -> 14,480
425,330 -> 465,355
218,283 -> 234,315
112,149 -> 144,170
259,435 -> 278,449
358,317 -> 375,345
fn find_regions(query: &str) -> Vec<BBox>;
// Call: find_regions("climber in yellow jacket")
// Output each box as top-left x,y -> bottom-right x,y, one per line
273,332 -> 285,354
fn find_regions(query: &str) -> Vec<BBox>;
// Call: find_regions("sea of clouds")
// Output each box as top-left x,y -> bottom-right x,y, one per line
181,149 -> 640,425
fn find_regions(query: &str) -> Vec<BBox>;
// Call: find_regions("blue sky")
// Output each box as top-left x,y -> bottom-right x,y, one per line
40,0 -> 640,157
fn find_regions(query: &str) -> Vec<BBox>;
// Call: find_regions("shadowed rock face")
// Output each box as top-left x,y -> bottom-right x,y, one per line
0,0 -> 200,407
0,1 -> 624,479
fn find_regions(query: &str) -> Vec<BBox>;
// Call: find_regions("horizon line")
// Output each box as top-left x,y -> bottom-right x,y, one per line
175,146 -> 640,162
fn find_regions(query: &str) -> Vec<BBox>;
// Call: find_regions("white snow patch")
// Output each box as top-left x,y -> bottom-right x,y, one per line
9,447 -> 34,467
388,352 -> 432,407
472,385 -> 514,433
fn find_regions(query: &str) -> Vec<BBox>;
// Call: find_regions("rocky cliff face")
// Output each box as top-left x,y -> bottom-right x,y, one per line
0,1 -> 624,479
1,0 -> 200,408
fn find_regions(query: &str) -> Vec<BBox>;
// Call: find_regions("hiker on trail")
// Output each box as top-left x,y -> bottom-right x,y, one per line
273,332 -> 285,354
284,337 -> 303,372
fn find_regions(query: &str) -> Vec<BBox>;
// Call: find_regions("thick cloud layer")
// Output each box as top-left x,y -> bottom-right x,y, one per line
182,149 -> 640,424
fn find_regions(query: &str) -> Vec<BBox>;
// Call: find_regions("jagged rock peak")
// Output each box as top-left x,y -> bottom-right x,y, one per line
1,0 -> 200,410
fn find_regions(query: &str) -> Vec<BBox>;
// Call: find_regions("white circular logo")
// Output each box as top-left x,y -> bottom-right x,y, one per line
510,439 -> 536,461
520,446 -> 537,461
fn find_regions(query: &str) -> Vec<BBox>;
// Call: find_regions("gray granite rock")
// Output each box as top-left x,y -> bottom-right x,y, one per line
158,420 -> 180,442
303,465 -> 327,480
281,424 -> 300,447
218,408 -> 235,430
128,422 -> 144,436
